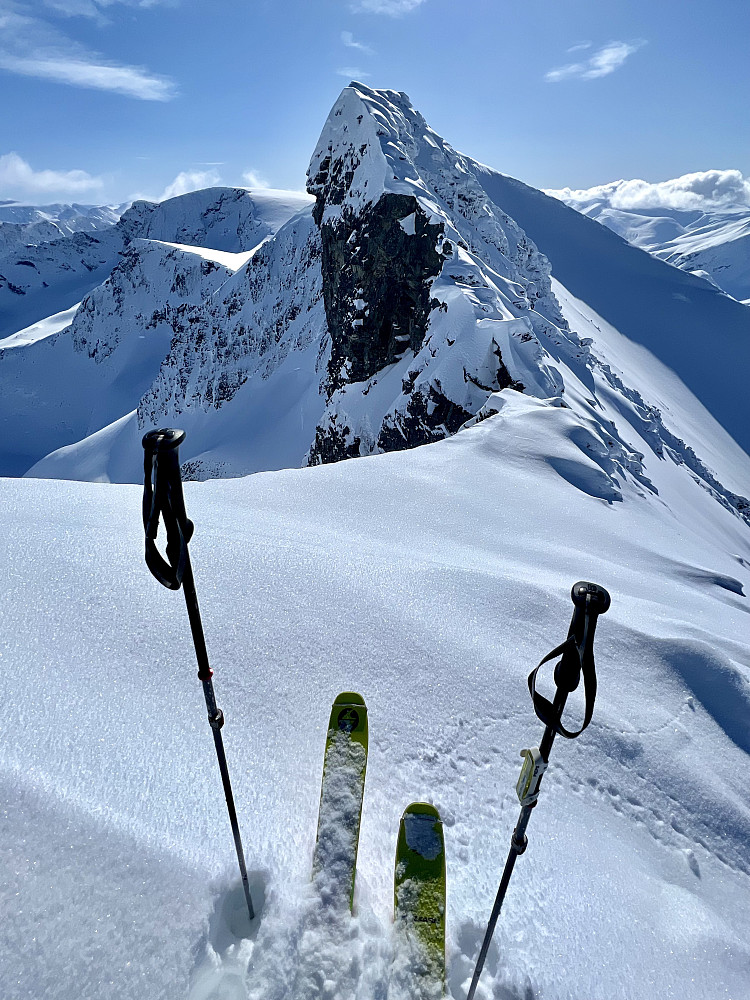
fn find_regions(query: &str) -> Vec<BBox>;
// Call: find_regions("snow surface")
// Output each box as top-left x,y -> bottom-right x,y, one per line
1,390 -> 749,999
472,168 -> 750,455
0,302 -> 81,349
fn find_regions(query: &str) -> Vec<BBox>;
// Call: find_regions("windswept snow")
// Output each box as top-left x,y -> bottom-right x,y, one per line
1,392 -> 749,999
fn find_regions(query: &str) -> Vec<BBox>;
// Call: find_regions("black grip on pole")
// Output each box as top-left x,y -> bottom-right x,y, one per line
527,581 -> 610,740
142,428 -> 193,590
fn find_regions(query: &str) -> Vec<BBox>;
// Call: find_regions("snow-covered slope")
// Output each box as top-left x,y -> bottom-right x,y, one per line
0,187 -> 312,340
477,169 -> 750,458
1,242 -> 237,478
547,184 -> 750,303
1,387 -> 748,999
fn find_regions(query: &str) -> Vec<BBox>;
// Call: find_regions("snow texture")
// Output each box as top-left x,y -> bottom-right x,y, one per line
1,380 -> 749,997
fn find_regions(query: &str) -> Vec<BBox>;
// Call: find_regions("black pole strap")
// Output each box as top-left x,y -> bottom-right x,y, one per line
142,428 -> 193,591
527,632 -> 596,739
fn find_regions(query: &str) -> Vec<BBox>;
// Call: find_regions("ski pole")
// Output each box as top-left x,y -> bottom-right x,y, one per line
466,581 -> 610,1000
141,427 -> 255,922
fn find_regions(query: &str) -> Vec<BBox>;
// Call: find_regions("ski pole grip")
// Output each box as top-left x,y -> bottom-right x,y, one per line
142,428 -> 193,590
570,580 -> 611,618
528,581 -> 611,739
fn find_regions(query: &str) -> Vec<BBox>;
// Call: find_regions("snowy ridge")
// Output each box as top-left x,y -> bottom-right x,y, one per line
0,187 -> 311,341
117,187 -> 313,251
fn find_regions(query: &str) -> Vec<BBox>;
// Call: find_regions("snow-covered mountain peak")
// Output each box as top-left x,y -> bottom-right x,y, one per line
307,84 -> 431,223
118,186 -> 314,251
304,84 -> 573,464
308,82 -> 527,284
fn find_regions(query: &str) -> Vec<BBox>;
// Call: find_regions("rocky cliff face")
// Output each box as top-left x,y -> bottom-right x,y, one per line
305,85 -> 566,464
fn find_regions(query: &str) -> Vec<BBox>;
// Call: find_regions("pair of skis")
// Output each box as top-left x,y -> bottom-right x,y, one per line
312,693 -> 446,996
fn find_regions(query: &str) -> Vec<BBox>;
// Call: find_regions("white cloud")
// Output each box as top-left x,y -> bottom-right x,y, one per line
545,40 -> 645,83
242,169 -> 270,189
0,2 -> 177,99
351,0 -> 425,15
546,170 -> 750,212
159,169 -> 220,201
0,151 -> 105,197
336,66 -> 369,79
341,30 -> 373,54
0,53 -> 175,99
42,0 -> 175,17
566,41 -> 591,54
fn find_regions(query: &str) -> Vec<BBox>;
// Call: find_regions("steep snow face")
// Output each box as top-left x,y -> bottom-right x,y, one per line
118,187 -> 314,252
1,241 -> 236,478
0,228 -> 126,340
0,187 -> 312,340
135,209 -> 327,480
546,187 -> 750,303
306,84 -> 569,463
480,170 -> 750,457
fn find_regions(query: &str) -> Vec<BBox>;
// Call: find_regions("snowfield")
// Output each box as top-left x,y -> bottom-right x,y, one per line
1,386 -> 749,999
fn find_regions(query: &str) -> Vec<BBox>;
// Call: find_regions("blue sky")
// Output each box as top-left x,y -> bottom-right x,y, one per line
1,0 -> 749,205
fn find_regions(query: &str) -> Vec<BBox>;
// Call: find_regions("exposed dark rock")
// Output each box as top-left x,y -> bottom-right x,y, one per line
309,416 -> 362,465
315,193 -> 444,395
376,384 -> 474,453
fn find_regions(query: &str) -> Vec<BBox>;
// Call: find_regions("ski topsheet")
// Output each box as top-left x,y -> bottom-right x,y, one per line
312,692 -> 369,910
394,802 -> 446,997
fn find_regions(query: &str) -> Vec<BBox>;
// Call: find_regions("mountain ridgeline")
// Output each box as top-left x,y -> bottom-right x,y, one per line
1,84 -> 748,529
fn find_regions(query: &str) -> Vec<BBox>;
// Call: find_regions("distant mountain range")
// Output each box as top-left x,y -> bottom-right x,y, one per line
1,86 -> 748,535
0,201 -> 125,254
546,183 -> 750,304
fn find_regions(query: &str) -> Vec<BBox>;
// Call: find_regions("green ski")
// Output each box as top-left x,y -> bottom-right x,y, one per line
394,802 -> 446,998
312,692 -> 369,910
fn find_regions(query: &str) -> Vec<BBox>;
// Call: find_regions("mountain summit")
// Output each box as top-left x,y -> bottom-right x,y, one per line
2,85 -> 749,525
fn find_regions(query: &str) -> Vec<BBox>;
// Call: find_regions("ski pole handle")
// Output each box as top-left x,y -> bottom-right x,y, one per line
528,581 -> 610,743
142,428 -> 193,590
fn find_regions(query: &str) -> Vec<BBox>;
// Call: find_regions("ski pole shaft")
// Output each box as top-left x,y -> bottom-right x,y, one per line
141,428 -> 255,922
466,689 -> 564,1000
466,582 -> 610,1000
182,557 -> 255,921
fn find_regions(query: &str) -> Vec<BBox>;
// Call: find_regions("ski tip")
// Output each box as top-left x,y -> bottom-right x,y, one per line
401,802 -> 441,822
397,803 -> 445,867
332,691 -> 366,707
327,692 -> 368,741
